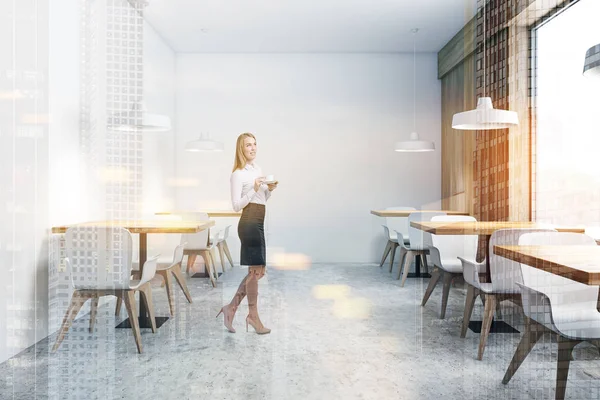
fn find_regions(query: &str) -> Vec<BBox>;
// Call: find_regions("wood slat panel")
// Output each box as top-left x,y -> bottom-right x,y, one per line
441,54 -> 476,216
438,17 -> 477,79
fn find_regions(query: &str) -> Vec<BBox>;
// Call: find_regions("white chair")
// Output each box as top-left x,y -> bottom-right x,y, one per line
421,215 -> 478,319
180,212 -> 219,287
53,226 -> 159,354
458,227 -> 556,360
397,211 -> 447,286
213,225 -> 235,270
117,243 -> 192,317
379,206 -> 415,273
502,231 -> 600,400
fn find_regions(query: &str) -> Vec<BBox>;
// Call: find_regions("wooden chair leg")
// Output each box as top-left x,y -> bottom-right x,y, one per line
461,284 -> 478,338
477,294 -> 497,360
123,290 -> 143,353
440,272 -> 453,319
172,265 -> 193,304
138,283 -> 157,333
89,294 -> 99,333
421,267 -> 441,307
421,253 -> 429,274
53,290 -> 88,351
556,337 -> 579,400
379,240 -> 392,268
158,270 -> 175,316
201,251 -> 216,288
391,246 -> 405,273
211,248 -> 220,275
496,300 -> 503,320
223,241 -> 235,268
502,317 -> 545,384
186,254 -> 197,274
115,295 -> 123,317
388,242 -> 398,273
217,243 -> 227,271
400,252 -> 415,287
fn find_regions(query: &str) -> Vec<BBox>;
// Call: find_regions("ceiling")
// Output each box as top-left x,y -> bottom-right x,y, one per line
142,0 -> 477,53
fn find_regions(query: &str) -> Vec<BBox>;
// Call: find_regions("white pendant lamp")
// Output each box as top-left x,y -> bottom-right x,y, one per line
107,101 -> 171,132
395,28 -> 435,153
395,132 -> 435,152
185,133 -> 224,152
583,43 -> 600,78
451,2 -> 518,131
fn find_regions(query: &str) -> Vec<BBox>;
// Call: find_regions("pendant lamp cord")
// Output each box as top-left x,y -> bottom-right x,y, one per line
413,29 -> 416,132
483,0 -> 486,97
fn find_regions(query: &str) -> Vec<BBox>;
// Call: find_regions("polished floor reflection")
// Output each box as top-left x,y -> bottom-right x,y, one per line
1,264 -> 600,399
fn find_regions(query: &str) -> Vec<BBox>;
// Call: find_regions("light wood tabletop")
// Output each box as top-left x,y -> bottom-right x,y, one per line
51,219 -> 215,234
371,210 -> 469,217
410,221 -> 585,236
493,245 -> 600,286
155,210 -> 242,218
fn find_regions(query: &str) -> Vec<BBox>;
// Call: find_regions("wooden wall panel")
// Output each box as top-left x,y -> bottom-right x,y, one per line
439,0 -> 577,222
441,55 -> 476,217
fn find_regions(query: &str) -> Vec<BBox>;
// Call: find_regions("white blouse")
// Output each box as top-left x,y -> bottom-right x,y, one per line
230,163 -> 272,212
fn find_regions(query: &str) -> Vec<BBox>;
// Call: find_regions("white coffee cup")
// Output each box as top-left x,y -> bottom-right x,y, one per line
265,174 -> 275,182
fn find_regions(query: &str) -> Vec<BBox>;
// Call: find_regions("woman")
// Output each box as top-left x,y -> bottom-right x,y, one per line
217,132 -> 277,334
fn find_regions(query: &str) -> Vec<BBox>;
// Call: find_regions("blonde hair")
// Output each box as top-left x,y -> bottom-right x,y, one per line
232,132 -> 256,172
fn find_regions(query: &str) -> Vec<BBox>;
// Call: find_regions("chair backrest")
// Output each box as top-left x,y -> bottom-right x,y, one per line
171,243 -> 186,267
180,212 -> 210,249
221,225 -> 232,241
64,226 -> 133,290
148,214 -> 183,261
407,211 -> 447,249
384,206 -> 416,241
517,231 -> 599,335
429,215 -> 478,264
488,228 -> 556,292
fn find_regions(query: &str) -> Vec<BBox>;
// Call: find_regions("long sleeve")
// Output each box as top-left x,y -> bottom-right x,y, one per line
231,171 -> 257,212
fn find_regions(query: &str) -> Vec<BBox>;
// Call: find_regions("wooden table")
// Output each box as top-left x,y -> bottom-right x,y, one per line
410,221 -> 585,236
410,221 -> 585,280
371,210 -> 469,217
371,210 -> 469,277
493,245 -> 600,285
155,210 -> 242,217
52,219 -> 215,328
410,221 -> 586,334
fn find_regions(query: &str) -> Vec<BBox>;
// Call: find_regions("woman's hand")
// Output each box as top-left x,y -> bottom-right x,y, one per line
267,182 -> 278,191
254,177 -> 265,192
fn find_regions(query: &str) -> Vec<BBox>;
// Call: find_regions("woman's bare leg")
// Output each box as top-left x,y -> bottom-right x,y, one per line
219,265 -> 266,332
246,266 -> 270,334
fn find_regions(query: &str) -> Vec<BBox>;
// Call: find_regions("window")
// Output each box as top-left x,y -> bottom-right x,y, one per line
534,0 -> 600,234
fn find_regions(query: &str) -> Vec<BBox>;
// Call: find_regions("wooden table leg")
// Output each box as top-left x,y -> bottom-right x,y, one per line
138,233 -> 148,319
477,234 -> 492,283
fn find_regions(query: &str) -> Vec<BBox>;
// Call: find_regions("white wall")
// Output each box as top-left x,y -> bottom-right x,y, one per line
0,0 -> 50,363
175,53 -> 441,263
142,22 -> 176,216
0,0 -> 176,364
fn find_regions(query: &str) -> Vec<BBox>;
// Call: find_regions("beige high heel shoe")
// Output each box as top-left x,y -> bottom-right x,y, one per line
246,315 -> 271,335
216,304 -> 236,333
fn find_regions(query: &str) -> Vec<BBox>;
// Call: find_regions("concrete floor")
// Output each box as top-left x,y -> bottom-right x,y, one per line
1,263 -> 600,399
